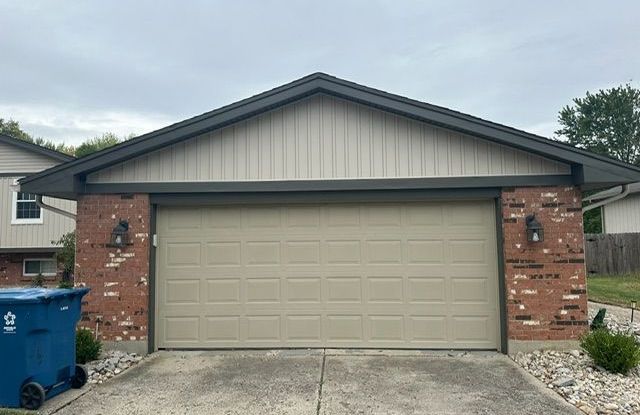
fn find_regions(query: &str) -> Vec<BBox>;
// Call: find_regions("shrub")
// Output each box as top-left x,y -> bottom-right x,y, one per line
76,328 -> 102,364
581,329 -> 640,375
57,280 -> 74,289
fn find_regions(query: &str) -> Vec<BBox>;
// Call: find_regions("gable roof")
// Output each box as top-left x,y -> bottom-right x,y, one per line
0,133 -> 74,163
19,72 -> 640,198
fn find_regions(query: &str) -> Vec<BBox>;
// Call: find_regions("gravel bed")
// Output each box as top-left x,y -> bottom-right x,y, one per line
85,350 -> 143,384
512,302 -> 640,415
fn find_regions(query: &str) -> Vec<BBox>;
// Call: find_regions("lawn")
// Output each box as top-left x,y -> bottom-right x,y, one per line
0,409 -> 31,415
587,273 -> 640,307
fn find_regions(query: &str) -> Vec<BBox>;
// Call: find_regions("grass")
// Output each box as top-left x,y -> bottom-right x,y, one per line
588,273 -> 640,308
0,409 -> 32,415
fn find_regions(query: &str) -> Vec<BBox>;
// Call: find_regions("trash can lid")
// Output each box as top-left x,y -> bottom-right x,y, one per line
0,287 -> 90,304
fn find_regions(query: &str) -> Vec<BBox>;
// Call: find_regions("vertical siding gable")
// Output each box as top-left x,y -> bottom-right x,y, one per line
87,95 -> 571,183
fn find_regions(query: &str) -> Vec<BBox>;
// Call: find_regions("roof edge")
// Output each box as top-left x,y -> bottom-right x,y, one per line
0,133 -> 75,163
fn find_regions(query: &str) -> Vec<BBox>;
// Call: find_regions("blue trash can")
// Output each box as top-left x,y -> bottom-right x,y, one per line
0,287 -> 90,410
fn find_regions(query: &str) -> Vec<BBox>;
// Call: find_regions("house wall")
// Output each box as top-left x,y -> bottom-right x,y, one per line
502,186 -> 588,349
0,141 -> 59,173
87,95 -> 571,184
74,185 -> 587,354
0,177 -> 76,249
75,194 -> 150,353
0,252 -> 61,286
603,193 -> 640,233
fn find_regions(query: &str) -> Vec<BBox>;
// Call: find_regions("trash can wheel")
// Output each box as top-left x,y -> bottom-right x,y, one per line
20,382 -> 46,410
71,364 -> 88,389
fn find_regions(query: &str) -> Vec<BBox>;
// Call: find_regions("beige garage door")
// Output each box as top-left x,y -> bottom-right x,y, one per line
156,201 -> 499,349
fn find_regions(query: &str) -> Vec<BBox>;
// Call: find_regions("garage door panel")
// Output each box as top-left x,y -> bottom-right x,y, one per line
205,278 -> 241,303
206,242 -> 242,266
157,201 -> 499,349
204,316 -> 241,342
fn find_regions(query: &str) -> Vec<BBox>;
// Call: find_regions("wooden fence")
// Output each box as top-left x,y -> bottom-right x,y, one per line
585,233 -> 640,275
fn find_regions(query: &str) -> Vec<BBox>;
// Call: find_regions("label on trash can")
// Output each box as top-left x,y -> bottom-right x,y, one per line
3,311 -> 16,334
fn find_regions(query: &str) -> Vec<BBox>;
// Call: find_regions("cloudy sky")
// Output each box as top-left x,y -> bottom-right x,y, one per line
0,1 -> 638,146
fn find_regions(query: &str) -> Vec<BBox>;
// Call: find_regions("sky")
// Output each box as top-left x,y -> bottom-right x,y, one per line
0,1 -> 638,146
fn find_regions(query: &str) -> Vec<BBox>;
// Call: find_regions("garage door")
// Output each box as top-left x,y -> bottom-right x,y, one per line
155,201 -> 499,349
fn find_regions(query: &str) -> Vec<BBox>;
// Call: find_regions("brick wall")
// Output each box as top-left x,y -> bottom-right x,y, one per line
75,194 -> 150,343
502,186 -> 588,341
0,252 -> 61,287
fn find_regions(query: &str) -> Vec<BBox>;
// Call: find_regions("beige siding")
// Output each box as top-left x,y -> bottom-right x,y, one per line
603,194 -> 640,233
0,177 -> 76,249
0,141 -> 59,173
88,95 -> 570,184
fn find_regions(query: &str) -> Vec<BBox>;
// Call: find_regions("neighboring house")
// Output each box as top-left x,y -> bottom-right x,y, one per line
584,182 -> 640,233
19,73 -> 640,355
0,133 -> 76,286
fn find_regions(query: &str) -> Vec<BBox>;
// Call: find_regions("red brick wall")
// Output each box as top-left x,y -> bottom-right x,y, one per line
0,252 -> 61,287
75,194 -> 150,343
502,186 -> 588,341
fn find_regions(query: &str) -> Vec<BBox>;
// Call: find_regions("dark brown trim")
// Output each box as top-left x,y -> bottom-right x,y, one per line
85,176 -> 573,196
148,204 -> 157,354
495,197 -> 508,354
150,188 -> 501,206
0,172 -> 37,177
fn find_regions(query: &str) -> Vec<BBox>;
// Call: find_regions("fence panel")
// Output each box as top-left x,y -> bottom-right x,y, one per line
585,233 -> 640,275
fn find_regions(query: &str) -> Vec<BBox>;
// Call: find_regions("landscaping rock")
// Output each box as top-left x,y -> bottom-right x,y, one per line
85,350 -> 143,384
511,302 -> 640,415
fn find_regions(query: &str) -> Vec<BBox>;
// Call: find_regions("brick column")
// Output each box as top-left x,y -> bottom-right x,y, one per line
75,194 -> 150,351
502,186 -> 588,347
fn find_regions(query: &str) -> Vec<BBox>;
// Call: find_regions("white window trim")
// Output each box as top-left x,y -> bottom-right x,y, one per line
11,180 -> 43,225
23,258 -> 57,277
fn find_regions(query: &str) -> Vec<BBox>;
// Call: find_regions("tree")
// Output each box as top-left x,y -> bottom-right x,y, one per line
75,133 -> 122,158
556,84 -> 640,166
556,83 -> 640,234
0,118 -> 74,155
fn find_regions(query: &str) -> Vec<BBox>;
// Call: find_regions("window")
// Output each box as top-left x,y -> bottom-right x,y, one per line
23,259 -> 57,277
11,188 -> 43,224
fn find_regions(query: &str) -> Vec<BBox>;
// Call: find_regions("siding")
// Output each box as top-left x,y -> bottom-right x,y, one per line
0,141 -> 59,173
603,194 -> 640,233
0,177 -> 76,249
87,95 -> 571,184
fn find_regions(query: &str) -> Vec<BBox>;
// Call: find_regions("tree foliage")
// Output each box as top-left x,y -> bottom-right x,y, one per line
0,118 -> 75,155
75,133 -> 122,158
556,84 -> 640,166
0,118 -> 129,157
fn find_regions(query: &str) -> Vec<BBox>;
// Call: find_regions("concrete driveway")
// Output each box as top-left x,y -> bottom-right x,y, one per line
46,350 -> 578,415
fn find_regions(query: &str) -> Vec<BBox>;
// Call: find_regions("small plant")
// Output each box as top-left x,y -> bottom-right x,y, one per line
31,273 -> 45,288
53,231 -> 75,278
76,328 -> 102,364
58,280 -> 74,289
581,329 -> 640,375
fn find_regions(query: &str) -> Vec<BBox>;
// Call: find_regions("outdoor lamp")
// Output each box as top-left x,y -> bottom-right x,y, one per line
109,219 -> 130,247
525,214 -> 544,243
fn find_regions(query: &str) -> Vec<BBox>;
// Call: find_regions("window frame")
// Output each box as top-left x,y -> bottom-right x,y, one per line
11,180 -> 43,225
23,258 -> 58,277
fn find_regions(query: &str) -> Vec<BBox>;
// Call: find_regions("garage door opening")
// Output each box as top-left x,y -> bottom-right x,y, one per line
155,200 -> 500,350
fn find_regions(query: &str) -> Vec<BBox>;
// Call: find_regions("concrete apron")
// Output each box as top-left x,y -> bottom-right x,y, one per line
42,350 -> 580,415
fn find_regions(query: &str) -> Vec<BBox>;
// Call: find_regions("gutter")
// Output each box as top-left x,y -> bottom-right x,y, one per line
583,184 -> 630,213
36,195 -> 77,220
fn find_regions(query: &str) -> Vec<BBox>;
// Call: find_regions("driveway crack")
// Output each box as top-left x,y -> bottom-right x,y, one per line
316,348 -> 326,415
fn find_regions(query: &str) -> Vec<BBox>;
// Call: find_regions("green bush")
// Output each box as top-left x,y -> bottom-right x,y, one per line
76,328 -> 102,364
581,329 -> 640,375
57,280 -> 74,289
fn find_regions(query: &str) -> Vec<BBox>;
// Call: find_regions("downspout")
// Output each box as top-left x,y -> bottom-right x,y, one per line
582,185 -> 630,213
36,195 -> 77,220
